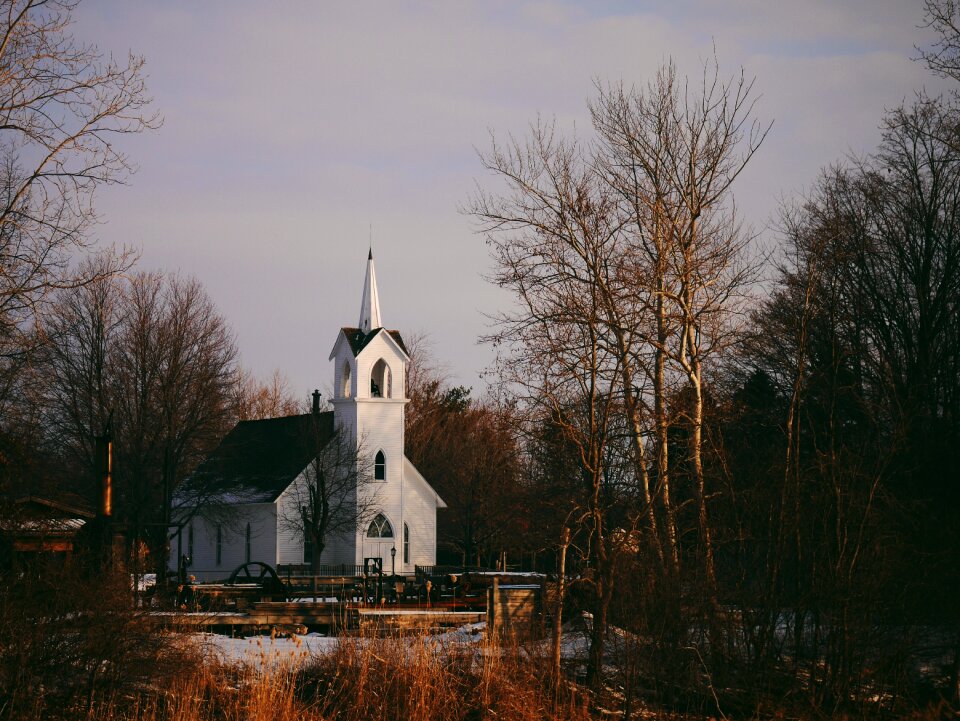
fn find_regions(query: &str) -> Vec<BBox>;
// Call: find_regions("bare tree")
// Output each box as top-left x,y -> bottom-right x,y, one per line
593,60 -> 768,607
470,58 -> 767,694
0,0 -> 156,473
728,93 -> 960,711
278,417 -> 379,574
0,0 -> 156,375
469,121 -> 633,686
41,253 -> 121,491
232,368 -> 303,421
919,0 -> 960,81
40,267 -> 238,576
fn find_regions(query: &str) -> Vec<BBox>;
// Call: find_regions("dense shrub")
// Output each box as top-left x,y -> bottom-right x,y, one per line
0,559 -> 191,720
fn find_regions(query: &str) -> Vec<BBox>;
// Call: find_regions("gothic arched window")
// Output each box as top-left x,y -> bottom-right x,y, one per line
367,513 -> 393,538
403,522 -> 410,564
371,358 -> 391,398
374,450 -> 386,481
341,361 -> 352,398
245,522 -> 252,563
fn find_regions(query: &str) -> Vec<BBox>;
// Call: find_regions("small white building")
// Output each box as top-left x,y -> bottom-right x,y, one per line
171,252 -> 446,580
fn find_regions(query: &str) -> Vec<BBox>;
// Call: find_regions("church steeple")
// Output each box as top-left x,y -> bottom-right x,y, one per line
358,248 -> 382,334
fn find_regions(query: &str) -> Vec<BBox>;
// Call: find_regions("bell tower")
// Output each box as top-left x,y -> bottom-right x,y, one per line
328,250 -> 410,568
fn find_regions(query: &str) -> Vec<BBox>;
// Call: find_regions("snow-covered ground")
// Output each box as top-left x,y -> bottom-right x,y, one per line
194,623 -> 492,668
195,631 -> 339,668
193,616 -> 602,671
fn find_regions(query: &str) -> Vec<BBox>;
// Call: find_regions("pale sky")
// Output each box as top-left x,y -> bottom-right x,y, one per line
75,1 -> 950,398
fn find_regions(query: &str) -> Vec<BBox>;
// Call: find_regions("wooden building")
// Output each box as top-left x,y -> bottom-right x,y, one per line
171,252 -> 446,581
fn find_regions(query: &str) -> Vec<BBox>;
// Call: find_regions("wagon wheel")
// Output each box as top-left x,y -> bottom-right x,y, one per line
228,562 -> 288,601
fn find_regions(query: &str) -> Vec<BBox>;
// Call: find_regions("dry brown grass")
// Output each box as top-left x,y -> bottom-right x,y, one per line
304,628 -> 589,721
6,617 -> 952,721
4,625 -> 590,721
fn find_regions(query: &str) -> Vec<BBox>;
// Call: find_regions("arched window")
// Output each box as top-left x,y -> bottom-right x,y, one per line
215,524 -> 222,566
371,358 -> 391,398
245,523 -> 252,563
367,513 -> 393,538
187,523 -> 194,560
403,523 -> 410,564
374,450 -> 386,481
341,361 -> 352,398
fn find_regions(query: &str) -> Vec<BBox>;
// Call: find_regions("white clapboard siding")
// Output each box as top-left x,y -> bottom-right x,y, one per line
402,456 -> 443,571
275,472 -> 358,566
170,504 -> 277,582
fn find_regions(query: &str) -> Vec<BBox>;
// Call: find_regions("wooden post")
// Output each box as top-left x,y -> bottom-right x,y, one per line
489,577 -> 499,635
553,527 -> 570,694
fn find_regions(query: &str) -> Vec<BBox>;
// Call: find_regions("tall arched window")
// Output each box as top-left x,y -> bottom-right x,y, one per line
215,524 -> 222,566
245,523 -> 252,563
187,523 -> 194,560
403,523 -> 410,564
374,450 -> 386,481
371,358 -> 391,398
367,513 -> 393,538
341,361 -> 352,398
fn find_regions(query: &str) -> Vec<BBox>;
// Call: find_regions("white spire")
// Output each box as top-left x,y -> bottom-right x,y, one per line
358,248 -> 382,334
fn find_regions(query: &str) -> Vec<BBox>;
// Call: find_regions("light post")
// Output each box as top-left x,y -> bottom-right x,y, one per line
390,545 -> 397,577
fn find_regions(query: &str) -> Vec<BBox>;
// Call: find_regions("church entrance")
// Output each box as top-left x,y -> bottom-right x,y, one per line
363,513 -> 396,575
363,542 -> 393,571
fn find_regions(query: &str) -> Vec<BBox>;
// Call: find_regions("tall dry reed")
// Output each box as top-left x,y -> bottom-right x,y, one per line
7,624 -> 590,721
302,625 -> 589,721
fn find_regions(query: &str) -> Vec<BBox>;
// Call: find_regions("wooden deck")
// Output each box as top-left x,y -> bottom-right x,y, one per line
155,601 -> 484,633
356,608 -> 484,630
155,571 -> 542,634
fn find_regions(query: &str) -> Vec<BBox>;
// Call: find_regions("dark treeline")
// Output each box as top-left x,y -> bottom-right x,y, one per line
404,337 -> 526,568
1,256 -> 304,577
453,13 -> 960,717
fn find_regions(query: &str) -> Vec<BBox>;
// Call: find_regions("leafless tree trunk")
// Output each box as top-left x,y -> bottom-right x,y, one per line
279,422 -> 378,574
593,60 -> 769,613
552,525 -> 570,699
469,123 -> 626,687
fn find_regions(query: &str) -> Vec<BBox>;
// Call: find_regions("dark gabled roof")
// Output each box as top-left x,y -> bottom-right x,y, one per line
340,327 -> 408,357
15,494 -> 95,519
179,412 -> 335,504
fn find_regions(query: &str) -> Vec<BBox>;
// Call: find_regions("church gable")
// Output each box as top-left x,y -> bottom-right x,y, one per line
353,331 -> 408,400
338,327 -> 408,358
329,327 -> 409,401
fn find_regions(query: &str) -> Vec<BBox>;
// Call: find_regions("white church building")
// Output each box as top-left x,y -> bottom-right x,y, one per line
171,252 -> 446,581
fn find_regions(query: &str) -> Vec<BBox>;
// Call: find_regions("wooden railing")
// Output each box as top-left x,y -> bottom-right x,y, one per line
414,565 -> 495,582
277,563 -> 365,577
